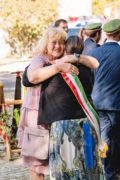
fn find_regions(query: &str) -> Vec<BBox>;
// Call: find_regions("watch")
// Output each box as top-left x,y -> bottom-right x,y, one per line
74,53 -> 80,63
74,53 -> 80,58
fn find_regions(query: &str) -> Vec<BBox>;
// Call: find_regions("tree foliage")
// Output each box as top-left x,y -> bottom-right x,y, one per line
0,0 -> 59,56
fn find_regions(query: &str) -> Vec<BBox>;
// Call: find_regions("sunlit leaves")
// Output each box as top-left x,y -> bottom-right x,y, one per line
0,0 -> 59,56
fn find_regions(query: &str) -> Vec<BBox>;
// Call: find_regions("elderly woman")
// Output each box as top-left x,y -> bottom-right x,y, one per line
18,27 -> 99,180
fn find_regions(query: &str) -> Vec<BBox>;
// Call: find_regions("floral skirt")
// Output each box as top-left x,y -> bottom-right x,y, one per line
49,118 -> 104,180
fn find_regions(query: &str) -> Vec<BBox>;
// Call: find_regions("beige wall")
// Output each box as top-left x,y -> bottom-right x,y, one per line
104,2 -> 120,19
58,0 -> 92,19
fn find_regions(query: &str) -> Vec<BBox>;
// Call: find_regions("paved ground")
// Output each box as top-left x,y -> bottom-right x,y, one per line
0,143 -> 50,180
0,145 -> 30,180
0,158 -> 29,180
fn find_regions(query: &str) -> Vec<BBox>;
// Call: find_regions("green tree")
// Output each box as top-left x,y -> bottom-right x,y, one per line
0,0 -> 59,56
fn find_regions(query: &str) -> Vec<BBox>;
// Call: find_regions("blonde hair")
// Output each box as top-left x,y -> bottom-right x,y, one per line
35,27 -> 67,55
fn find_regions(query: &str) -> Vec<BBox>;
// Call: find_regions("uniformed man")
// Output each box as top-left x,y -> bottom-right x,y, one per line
82,22 -> 102,55
88,19 -> 120,180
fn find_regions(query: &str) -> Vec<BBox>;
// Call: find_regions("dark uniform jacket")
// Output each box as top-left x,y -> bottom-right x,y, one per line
82,38 -> 100,55
88,42 -> 120,110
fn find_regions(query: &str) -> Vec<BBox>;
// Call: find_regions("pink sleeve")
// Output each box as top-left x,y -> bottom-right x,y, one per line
29,55 -> 47,69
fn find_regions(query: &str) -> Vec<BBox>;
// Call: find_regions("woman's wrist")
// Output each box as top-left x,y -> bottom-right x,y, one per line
74,53 -> 80,64
54,62 -> 62,73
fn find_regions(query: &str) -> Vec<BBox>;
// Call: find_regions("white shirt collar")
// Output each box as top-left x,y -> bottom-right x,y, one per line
106,40 -> 119,44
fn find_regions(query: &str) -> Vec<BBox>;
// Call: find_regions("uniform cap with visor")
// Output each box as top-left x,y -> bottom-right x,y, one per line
85,23 -> 102,32
103,19 -> 120,35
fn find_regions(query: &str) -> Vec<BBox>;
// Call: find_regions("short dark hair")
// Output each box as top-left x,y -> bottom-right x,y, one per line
85,29 -> 101,38
65,36 -> 84,54
54,19 -> 68,27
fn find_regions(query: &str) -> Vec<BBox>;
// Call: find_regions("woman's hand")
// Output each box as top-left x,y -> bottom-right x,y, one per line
55,62 -> 79,76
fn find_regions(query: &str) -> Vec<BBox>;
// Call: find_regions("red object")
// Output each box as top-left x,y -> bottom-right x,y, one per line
0,128 -> 2,135
0,122 -> 6,125
16,72 -> 21,77
3,133 -> 7,142
69,16 -> 79,22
